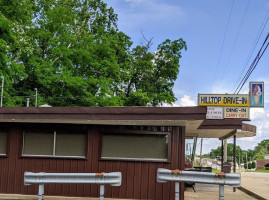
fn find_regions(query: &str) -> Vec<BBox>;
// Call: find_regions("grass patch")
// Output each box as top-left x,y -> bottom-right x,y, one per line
212,169 -> 221,173
254,169 -> 269,173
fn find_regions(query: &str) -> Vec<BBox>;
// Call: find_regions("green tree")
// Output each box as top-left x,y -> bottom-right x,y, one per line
255,154 -> 264,159
209,143 -> 245,164
0,0 -> 37,106
125,38 -> 187,106
0,0 -> 186,107
254,140 -> 269,157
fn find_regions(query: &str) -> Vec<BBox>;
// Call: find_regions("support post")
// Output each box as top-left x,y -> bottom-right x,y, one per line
233,135 -> 236,192
221,140 -> 224,172
100,185 -> 105,200
219,185 -> 224,200
224,139 -> 227,162
38,184 -> 44,200
175,182 -> 179,200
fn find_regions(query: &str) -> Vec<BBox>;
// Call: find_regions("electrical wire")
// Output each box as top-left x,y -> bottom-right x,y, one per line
234,33 -> 269,94
211,0 -> 235,88
232,8 -> 269,93
217,0 -> 250,90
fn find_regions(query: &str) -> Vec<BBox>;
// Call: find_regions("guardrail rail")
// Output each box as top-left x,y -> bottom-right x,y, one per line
157,168 -> 241,200
24,171 -> 122,200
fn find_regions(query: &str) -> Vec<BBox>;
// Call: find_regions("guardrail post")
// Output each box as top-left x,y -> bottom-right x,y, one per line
38,184 -> 44,200
175,182 -> 179,200
219,185 -> 224,200
100,185 -> 105,200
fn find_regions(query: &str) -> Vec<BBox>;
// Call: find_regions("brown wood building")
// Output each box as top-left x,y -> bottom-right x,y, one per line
0,107 -> 256,199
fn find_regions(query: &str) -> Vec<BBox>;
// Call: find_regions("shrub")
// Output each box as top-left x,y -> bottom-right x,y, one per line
265,167 -> 269,170
251,161 -> 256,169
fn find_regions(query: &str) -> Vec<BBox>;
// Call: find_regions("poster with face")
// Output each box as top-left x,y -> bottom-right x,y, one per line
250,82 -> 264,107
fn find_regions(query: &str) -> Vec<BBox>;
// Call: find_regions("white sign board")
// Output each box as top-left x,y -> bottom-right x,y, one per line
223,107 -> 249,119
206,107 -> 223,119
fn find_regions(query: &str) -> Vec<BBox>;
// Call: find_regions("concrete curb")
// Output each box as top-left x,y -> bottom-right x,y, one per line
239,186 -> 267,200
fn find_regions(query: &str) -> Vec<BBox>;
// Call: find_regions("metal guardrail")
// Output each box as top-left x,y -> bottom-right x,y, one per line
24,172 -> 122,200
157,168 -> 241,200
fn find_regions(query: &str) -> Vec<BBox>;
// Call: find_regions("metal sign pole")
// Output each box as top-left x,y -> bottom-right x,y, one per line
175,182 -> 179,200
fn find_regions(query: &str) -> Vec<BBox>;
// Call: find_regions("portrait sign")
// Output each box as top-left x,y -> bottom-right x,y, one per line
249,82 -> 264,107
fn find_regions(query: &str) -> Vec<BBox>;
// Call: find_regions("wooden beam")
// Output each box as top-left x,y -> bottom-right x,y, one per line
219,130 -> 237,140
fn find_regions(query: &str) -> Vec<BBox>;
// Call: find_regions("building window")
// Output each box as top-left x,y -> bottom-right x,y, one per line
0,131 -> 7,156
22,129 -> 87,158
101,130 -> 170,162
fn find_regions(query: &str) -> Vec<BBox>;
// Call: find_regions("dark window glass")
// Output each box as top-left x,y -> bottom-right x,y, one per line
23,131 -> 54,155
56,132 -> 86,157
0,131 -> 7,155
102,133 -> 168,160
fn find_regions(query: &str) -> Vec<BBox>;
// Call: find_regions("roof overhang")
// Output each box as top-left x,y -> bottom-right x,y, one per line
0,107 -> 256,139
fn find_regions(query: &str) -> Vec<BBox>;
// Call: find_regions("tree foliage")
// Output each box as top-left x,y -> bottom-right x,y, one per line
254,139 -> 269,156
0,0 -> 186,107
209,143 -> 245,164
208,139 -> 269,164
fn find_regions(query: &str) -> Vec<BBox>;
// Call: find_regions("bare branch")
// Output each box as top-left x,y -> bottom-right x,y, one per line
140,30 -> 153,50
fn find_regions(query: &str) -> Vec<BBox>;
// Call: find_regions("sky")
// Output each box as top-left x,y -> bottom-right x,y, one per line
104,0 -> 269,154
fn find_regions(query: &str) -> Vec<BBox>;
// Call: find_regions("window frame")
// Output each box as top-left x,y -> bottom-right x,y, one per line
0,130 -> 9,158
21,129 -> 88,159
100,129 -> 171,163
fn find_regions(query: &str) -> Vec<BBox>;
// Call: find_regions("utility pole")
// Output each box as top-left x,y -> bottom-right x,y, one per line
246,152 -> 248,171
191,137 -> 197,168
239,150 -> 240,169
0,76 -> 4,107
26,97 -> 30,107
200,138 -> 203,166
34,88 -> 38,107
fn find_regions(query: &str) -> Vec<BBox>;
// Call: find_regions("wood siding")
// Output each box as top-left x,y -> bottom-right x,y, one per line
0,124 -> 185,200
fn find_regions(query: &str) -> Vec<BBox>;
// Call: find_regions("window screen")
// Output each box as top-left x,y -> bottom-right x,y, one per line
23,129 -> 87,158
23,131 -> 54,155
56,132 -> 86,157
0,131 -> 7,155
102,133 -> 168,160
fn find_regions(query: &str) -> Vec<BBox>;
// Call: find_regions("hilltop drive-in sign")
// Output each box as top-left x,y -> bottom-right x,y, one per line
198,94 -> 249,107
199,94 -> 250,119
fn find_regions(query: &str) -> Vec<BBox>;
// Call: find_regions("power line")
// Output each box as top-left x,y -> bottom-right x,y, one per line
218,0 -> 251,90
231,8 -> 269,93
234,33 -> 269,94
212,0 -> 235,88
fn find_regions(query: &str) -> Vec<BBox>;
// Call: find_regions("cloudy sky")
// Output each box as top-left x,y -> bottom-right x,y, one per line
104,0 -> 269,154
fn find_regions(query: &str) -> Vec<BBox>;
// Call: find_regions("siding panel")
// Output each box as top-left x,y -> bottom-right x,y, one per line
0,124 -> 185,200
